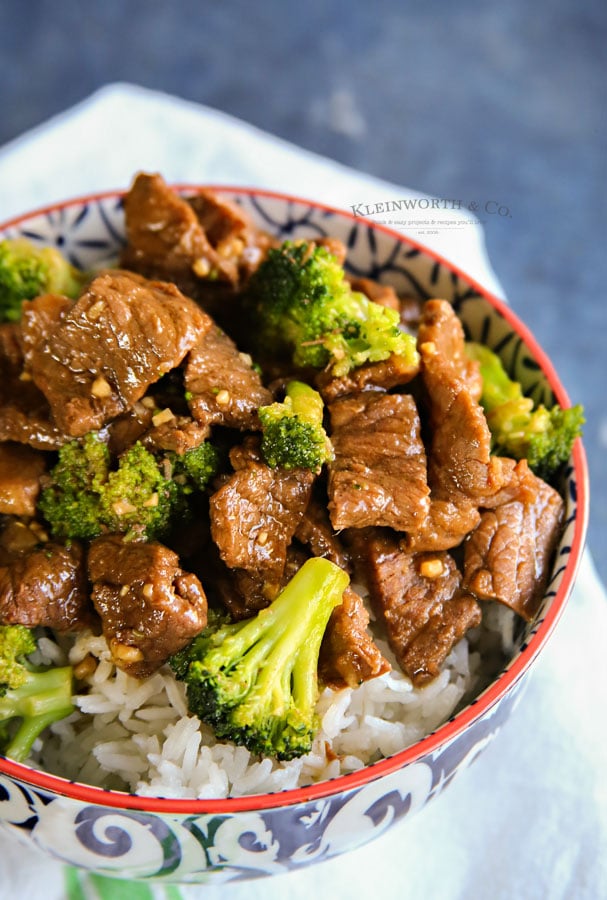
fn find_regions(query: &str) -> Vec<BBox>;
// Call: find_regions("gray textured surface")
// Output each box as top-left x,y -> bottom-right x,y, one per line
2,0 -> 604,577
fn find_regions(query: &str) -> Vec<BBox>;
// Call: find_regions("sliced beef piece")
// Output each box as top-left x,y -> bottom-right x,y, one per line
0,382 -> 68,450
317,237 -> 348,266
348,278 -> 424,332
406,299 -> 537,552
463,473 -> 565,620
327,392 -> 430,531
185,324 -> 272,430
88,534 -> 207,678
400,589 -> 481,685
209,439 -> 314,593
121,172 -> 220,295
349,276 -> 400,311
214,544 -> 310,621
0,520 -> 46,565
418,298 -> 482,400
398,295 -> 424,333
20,294 -> 74,364
105,401 -> 154,456
405,499 -> 481,553
23,270 -> 211,437
319,586 -> 390,689
295,494 -> 352,572
0,322 -> 24,373
348,528 -> 481,685
0,442 -> 46,516
0,321 -> 68,450
187,188 -> 273,285
0,540 -> 93,632
316,352 -> 420,402
140,414 -> 211,455
121,173 -> 271,294
107,388 -> 209,457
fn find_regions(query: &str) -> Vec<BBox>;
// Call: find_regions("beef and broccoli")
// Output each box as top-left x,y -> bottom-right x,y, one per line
0,172 -> 583,762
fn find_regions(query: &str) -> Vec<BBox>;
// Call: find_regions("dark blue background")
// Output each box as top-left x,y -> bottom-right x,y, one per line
2,0 -> 605,579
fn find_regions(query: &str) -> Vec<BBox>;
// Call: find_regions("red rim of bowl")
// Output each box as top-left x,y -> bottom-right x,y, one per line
0,186 -> 589,814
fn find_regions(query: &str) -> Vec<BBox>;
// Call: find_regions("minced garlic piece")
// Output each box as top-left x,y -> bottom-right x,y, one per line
152,407 -> 175,427
73,654 -> 98,680
419,558 -> 444,579
420,341 -> 437,356
110,640 -> 144,663
112,499 -> 137,516
193,257 -> 211,277
87,300 -> 105,320
91,375 -> 112,398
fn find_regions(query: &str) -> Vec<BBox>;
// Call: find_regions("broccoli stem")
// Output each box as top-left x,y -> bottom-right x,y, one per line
173,557 -> 350,759
0,666 -> 73,762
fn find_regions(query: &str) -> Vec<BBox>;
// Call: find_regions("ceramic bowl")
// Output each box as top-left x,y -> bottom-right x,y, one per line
0,188 -> 588,883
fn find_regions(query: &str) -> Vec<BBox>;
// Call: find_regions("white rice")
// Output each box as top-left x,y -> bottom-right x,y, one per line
30,605 -> 515,799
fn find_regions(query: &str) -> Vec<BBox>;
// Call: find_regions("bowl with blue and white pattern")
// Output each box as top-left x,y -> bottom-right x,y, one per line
0,187 -> 588,883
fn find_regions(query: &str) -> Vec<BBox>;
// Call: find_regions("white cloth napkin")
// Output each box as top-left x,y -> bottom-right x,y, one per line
0,83 -> 604,900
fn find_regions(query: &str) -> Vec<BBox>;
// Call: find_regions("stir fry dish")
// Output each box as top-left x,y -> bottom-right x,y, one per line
0,174 -> 584,764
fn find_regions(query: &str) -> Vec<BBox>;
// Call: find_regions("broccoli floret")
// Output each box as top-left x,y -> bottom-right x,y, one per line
39,433 -> 220,542
0,624 -> 73,762
100,442 -> 180,541
170,442 -> 220,491
0,238 -> 87,323
258,380 -> 333,471
247,240 -> 418,377
170,557 -> 349,760
466,342 -> 584,480
38,432 -> 110,541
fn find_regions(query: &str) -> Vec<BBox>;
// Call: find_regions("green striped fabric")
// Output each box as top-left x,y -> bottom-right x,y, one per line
65,868 -> 183,900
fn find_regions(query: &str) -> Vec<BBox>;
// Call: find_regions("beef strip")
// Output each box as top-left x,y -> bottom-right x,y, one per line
121,173 -> 271,295
295,493 -> 351,571
0,520 -> 45,565
213,544 -> 309,621
209,439 -> 314,603
20,293 -> 74,363
0,540 -> 93,632
0,442 -> 46,516
23,270 -> 210,437
185,324 -> 273,430
398,296 -> 424,333
316,352 -> 420,402
317,237 -> 348,266
406,299 -> 536,551
0,321 -> 24,373
88,534 -> 207,678
187,188 -> 273,285
319,586 -> 391,689
463,473 -> 565,620
348,528 -> 481,685
140,415 -> 211,455
120,172 -> 220,295
327,392 -> 430,531
105,401 -> 154,456
349,276 -> 400,311
0,321 -> 68,450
